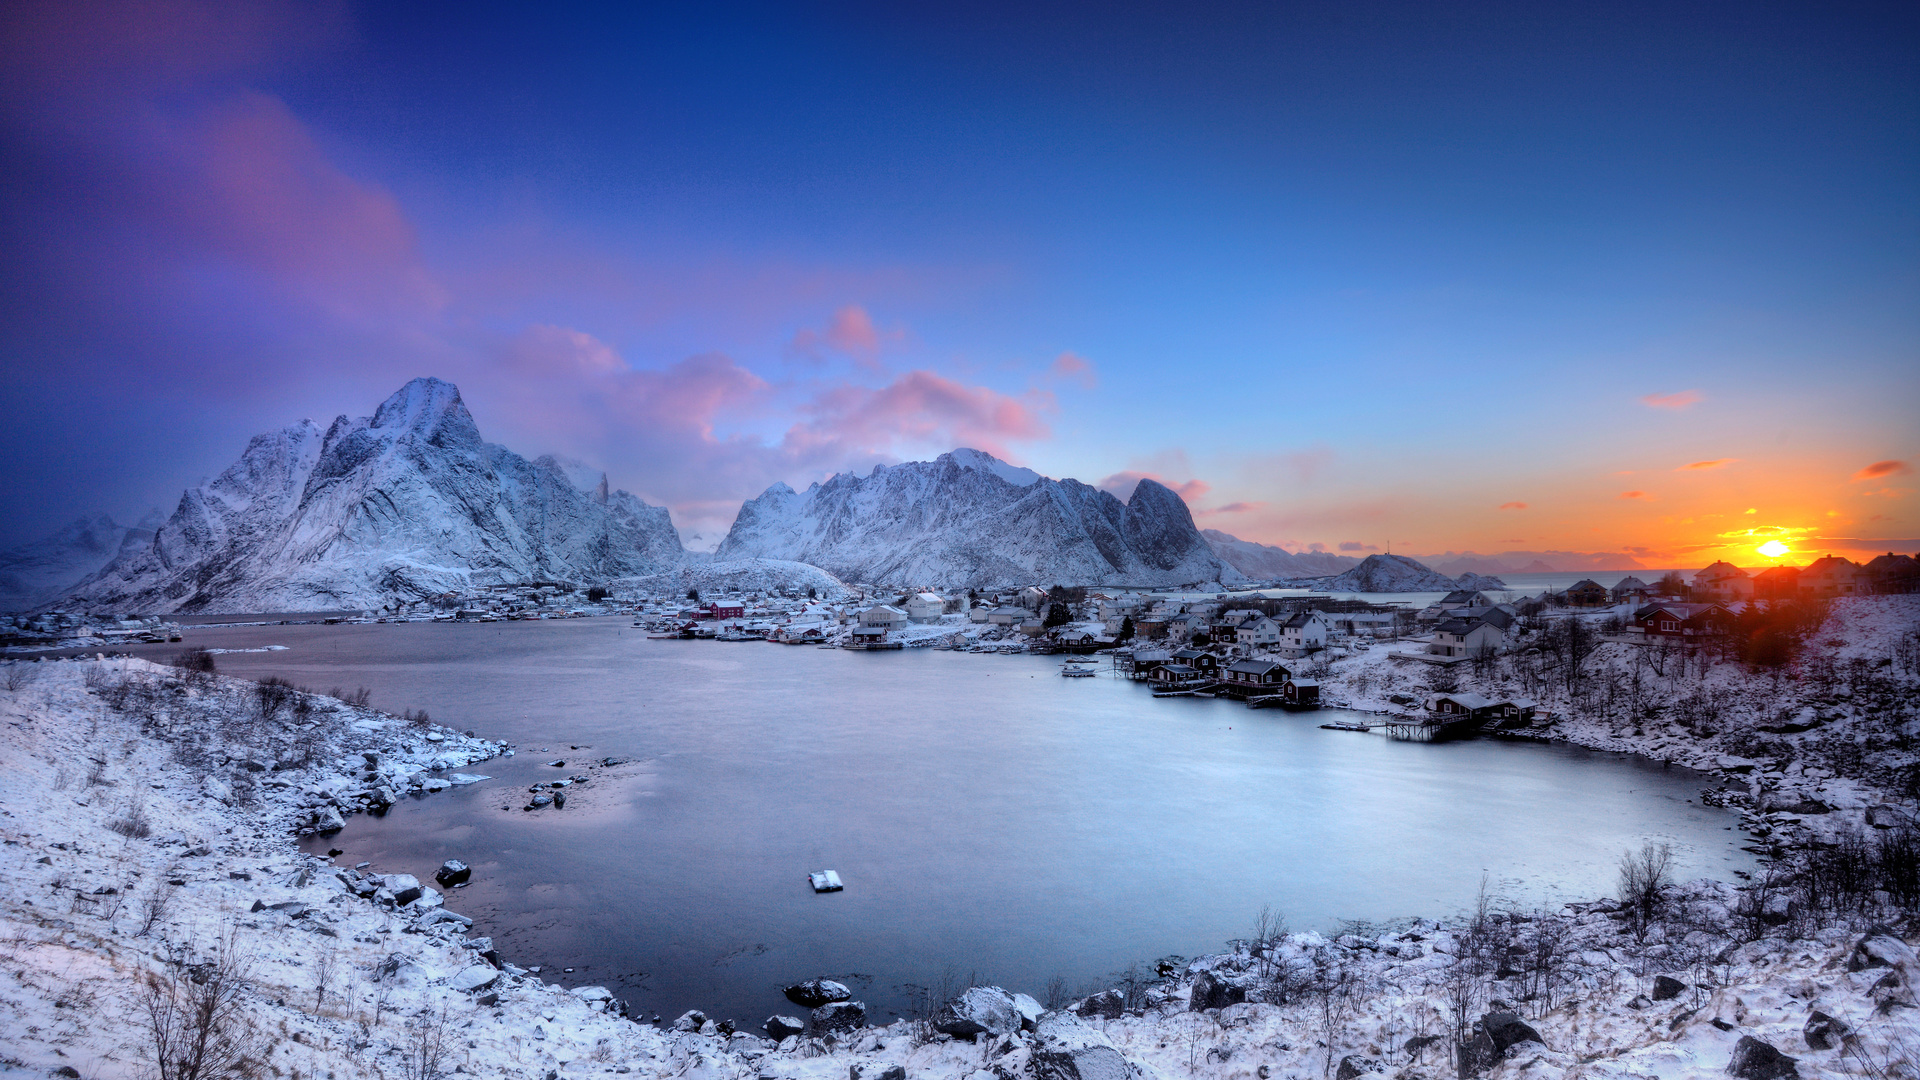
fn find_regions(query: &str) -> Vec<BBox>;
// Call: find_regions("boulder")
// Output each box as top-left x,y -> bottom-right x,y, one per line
383,875 -> 423,907
434,859 -> 471,886
573,986 -> 613,1011
1847,933 -> 1916,972
1803,1010 -> 1848,1051
763,1015 -> 806,1040
415,908 -> 471,931
934,986 -> 1023,1037
1653,975 -> 1687,1001
849,1066 -> 906,1080
1628,995 -> 1653,1010
1188,970 -> 1247,1011
1012,992 -> 1044,1030
1074,990 -> 1125,1020
812,1000 -> 866,1036
449,966 -> 500,993
1728,1035 -> 1799,1080
1482,1011 -> 1543,1053
672,1010 -> 708,1032
301,806 -> 346,835
1031,1012 -> 1130,1080
785,979 -> 854,1008
1455,1032 -> 1498,1078
1337,1056 -> 1384,1080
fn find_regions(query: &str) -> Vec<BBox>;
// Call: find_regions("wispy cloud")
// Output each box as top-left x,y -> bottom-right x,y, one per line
1677,458 -> 1737,471
1619,490 -> 1652,500
1641,390 -> 1702,410
1047,351 -> 1097,389
1338,540 -> 1378,552
788,305 -> 903,372
1852,459 -> 1912,482
1199,501 -> 1263,516
1498,501 -> 1528,510
1096,470 -> 1209,504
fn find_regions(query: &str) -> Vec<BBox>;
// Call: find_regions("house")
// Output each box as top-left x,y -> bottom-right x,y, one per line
1149,663 -> 1208,688
1563,579 -> 1609,607
1633,601 -> 1731,639
1275,612 -> 1328,656
1691,562 -> 1753,601
1165,612 -> 1205,642
1750,566 -> 1801,600
702,601 -> 746,619
1610,576 -> 1653,603
1863,552 -> 1920,594
859,604 -> 907,629
1169,648 -> 1219,675
1426,618 -> 1504,658
985,606 -> 1027,627
1123,648 -> 1171,679
1797,556 -> 1862,597
1237,616 -> 1282,647
1018,586 -> 1050,611
969,605 -> 992,623
849,625 -> 892,647
905,593 -> 945,622
1321,611 -> 1400,639
1221,659 -> 1289,694
1423,693 -> 1535,723
1281,678 -> 1320,708
1439,589 -> 1494,609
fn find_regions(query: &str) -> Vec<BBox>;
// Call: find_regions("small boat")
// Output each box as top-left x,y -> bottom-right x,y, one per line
808,870 -> 844,893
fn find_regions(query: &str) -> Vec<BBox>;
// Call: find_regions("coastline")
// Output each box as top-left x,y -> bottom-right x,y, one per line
1,627 -> 1914,1080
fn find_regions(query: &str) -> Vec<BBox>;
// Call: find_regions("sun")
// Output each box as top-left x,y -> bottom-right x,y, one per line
1757,540 -> 1791,559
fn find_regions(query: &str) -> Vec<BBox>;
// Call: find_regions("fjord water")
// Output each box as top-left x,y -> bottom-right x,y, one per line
184,619 -> 1755,1025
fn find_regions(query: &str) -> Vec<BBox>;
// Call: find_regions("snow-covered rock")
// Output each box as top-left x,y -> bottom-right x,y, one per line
933,985 -> 1023,1037
63,378 -> 684,613
1323,553 -> 1463,593
716,449 -> 1230,588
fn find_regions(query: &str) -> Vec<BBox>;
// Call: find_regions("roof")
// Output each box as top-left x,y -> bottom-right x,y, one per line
1427,692 -> 1496,710
912,592 -> 943,602
1225,660 -> 1287,676
1279,611 -> 1321,629
1170,648 -> 1208,660
1567,579 -> 1605,591
1612,576 -> 1650,590
1634,602 -> 1724,620
1433,618 -> 1487,635
1439,590 -> 1488,605
1695,561 -> 1749,580
1802,556 -> 1860,574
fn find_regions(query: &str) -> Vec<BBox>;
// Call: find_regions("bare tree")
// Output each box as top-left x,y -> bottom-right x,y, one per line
1618,841 -> 1674,939
137,879 -> 179,938
398,1001 -> 452,1080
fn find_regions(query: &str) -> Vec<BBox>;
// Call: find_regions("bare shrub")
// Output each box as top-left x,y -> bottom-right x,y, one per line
141,930 -> 257,1080
1618,841 -> 1674,938
86,758 -> 110,787
4,663 -> 36,692
398,1002 -> 452,1080
108,797 -> 153,839
345,687 -> 373,709
170,649 -> 217,676
253,677 -> 297,721
401,708 -> 431,728
138,880 -> 179,937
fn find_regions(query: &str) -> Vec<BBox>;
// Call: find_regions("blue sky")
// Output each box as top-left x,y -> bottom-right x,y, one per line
1,0 -> 1915,562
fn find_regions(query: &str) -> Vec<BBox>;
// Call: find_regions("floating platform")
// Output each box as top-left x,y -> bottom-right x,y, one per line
808,870 -> 844,893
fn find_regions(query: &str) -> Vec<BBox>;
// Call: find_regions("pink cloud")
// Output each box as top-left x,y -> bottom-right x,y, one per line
1852,459 -> 1912,482
1200,501 -> 1263,515
1048,351 -> 1097,389
784,369 -> 1051,461
1619,490 -> 1652,500
1677,458 -> 1737,471
1641,390 -> 1702,410
788,305 -> 903,372
1499,501 -> 1528,510
1096,471 -> 1210,505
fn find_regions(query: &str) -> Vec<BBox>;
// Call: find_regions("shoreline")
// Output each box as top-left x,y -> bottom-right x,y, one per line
2,635 -> 1914,1080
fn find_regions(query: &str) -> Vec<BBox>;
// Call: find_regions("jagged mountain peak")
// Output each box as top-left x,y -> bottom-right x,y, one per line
717,450 -> 1230,588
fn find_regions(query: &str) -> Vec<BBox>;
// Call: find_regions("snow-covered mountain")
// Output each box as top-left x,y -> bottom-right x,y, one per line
715,450 -> 1231,589
1323,553 -> 1467,593
0,514 -> 160,612
1200,530 -> 1360,580
64,378 -> 684,614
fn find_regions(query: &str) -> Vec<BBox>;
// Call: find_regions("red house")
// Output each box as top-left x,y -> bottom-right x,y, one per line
702,601 -> 745,619
1634,601 -> 1731,639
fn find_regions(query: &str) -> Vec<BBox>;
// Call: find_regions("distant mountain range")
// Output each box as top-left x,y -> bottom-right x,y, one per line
716,448 -> 1231,589
58,379 -> 685,613
1199,530 -> 1360,579
0,513 -> 160,611
1322,553 -> 1507,593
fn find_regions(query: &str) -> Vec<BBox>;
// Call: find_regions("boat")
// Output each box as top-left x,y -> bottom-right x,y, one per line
808,870 -> 844,893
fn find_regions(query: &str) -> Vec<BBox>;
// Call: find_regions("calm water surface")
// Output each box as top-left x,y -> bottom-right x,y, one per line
164,619 -> 1756,1025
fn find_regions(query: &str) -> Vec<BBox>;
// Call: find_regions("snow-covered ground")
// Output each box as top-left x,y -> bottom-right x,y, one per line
1,632 -> 1914,1080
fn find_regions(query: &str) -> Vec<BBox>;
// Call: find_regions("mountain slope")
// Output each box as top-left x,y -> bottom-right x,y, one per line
64,378 -> 684,613
716,450 -> 1231,588
1200,530 -> 1360,580
0,514 -> 159,612
1322,553 -> 1462,593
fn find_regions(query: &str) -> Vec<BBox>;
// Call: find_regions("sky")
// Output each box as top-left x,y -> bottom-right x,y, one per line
1,0 -> 1915,567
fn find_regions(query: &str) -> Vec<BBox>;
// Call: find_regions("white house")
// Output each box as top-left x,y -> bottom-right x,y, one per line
905,593 -> 945,622
1426,618 -> 1504,658
1017,586 -> 1050,611
986,606 -> 1027,626
1237,615 -> 1282,647
969,605 -> 991,623
1276,612 -> 1328,656
859,604 -> 907,629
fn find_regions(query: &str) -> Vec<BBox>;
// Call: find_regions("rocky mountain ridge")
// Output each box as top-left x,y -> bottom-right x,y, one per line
62,378 -> 686,613
1321,552 -> 1508,593
716,450 -> 1234,589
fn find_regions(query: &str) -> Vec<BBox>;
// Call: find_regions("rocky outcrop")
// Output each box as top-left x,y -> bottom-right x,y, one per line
1324,554 -> 1462,593
762,1015 -> 805,1039
716,450 -> 1230,588
811,1000 -> 865,1036
783,979 -> 852,1008
63,378 -> 684,613
1728,1035 -> 1799,1080
1030,1012 -> 1130,1080
1188,969 -> 1248,1011
933,986 -> 1023,1037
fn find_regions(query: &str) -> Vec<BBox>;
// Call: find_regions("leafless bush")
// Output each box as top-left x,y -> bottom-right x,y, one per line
140,929 -> 257,1080
86,757 -> 110,787
138,879 -> 179,937
84,663 -> 109,690
311,940 -> 338,1014
1043,974 -> 1071,1010
397,1002 -> 452,1080
108,797 -> 153,839
253,677 -> 297,720
401,708 -> 431,728
343,687 -> 373,709
4,663 -> 36,691
1618,841 -> 1674,935
170,649 -> 217,676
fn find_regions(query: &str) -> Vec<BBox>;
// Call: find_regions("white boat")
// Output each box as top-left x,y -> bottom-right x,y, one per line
808,870 -> 844,893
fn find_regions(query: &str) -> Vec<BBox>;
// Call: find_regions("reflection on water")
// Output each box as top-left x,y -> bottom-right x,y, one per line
160,619 -> 1756,1025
